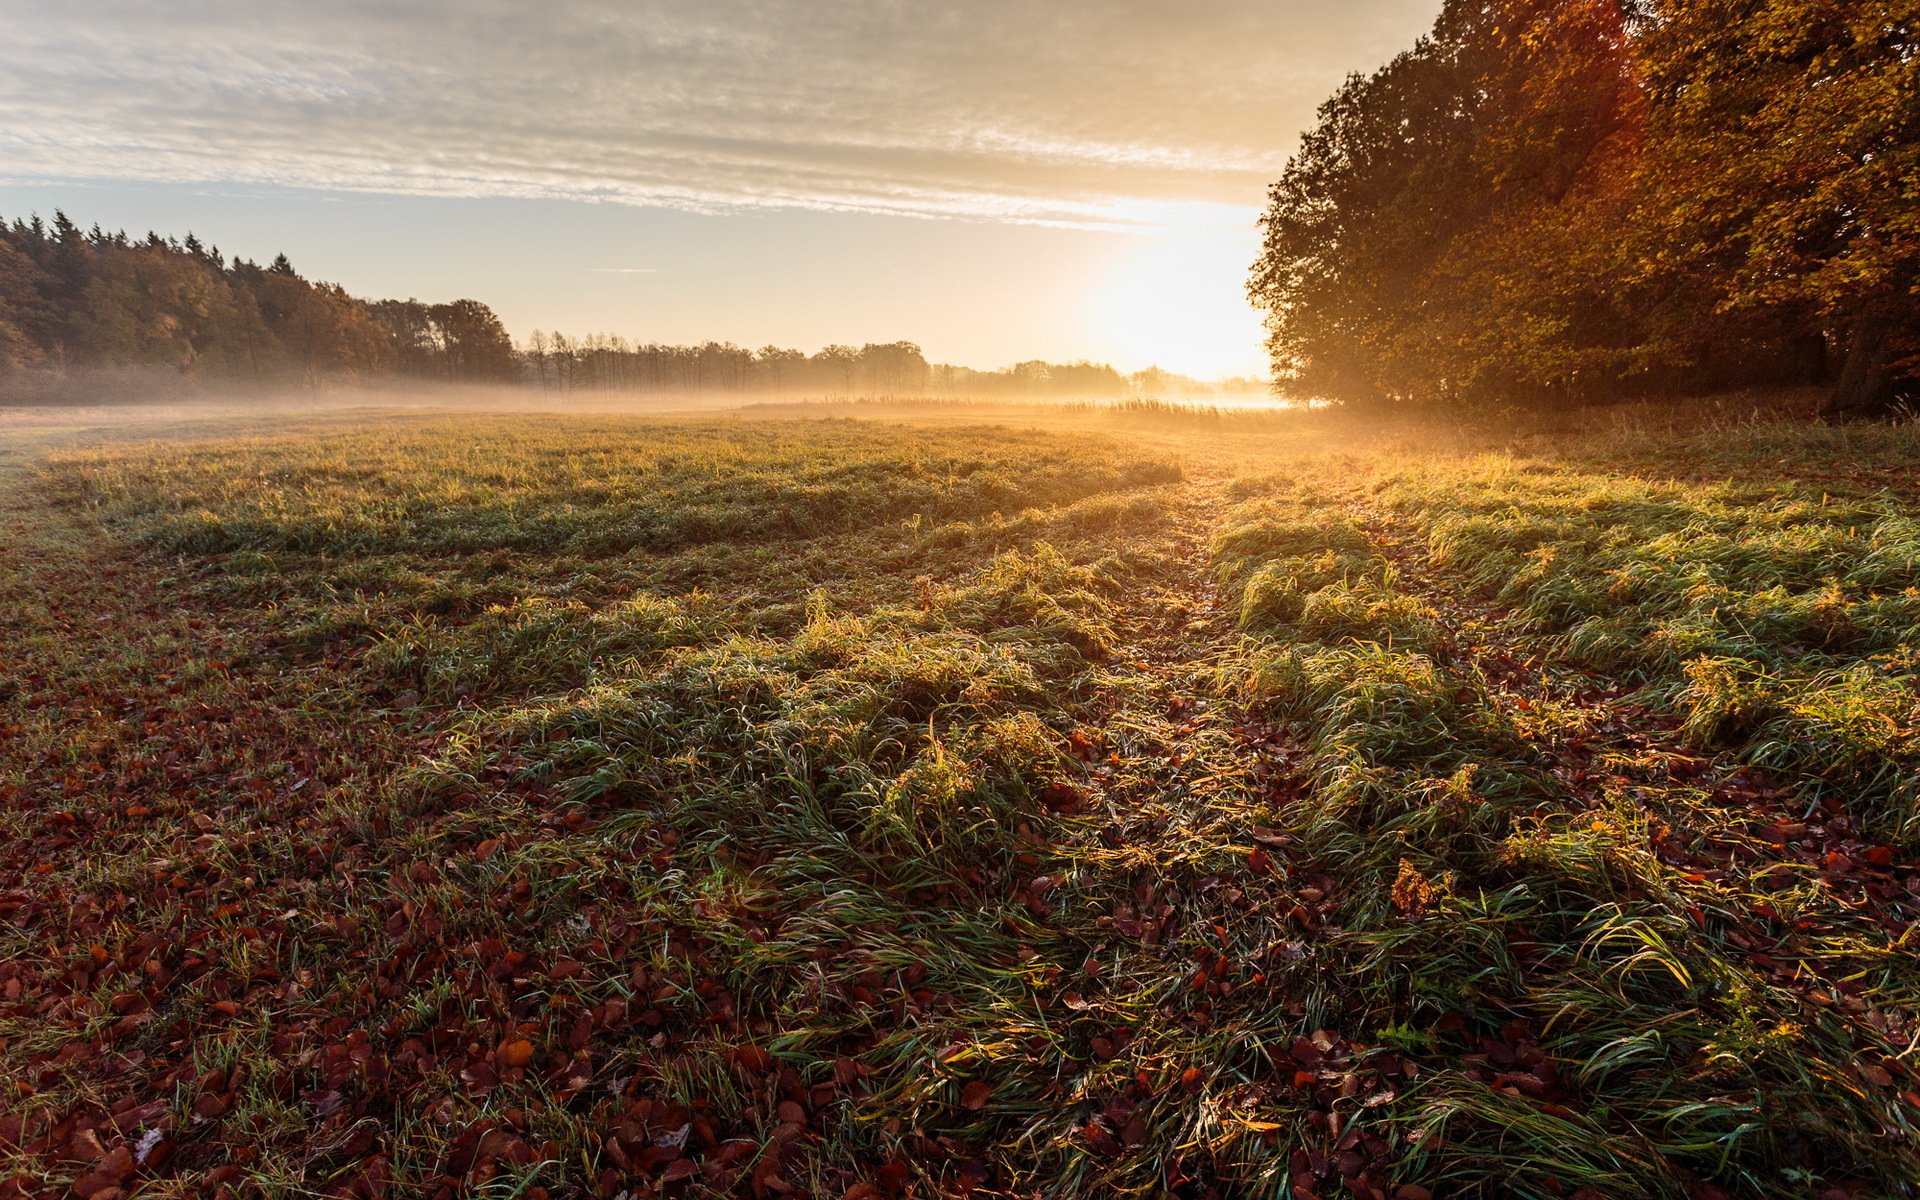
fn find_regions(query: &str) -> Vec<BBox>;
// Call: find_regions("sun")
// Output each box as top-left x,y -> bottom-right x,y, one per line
1081,209 -> 1269,381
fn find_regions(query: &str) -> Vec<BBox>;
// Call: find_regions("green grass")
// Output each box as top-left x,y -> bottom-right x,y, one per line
3,404 -> 1919,1200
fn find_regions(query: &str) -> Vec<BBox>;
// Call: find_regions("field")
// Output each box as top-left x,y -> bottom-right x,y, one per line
3,401 -> 1919,1200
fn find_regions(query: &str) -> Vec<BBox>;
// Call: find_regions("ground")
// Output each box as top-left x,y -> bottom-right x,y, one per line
2,399 -> 1918,1200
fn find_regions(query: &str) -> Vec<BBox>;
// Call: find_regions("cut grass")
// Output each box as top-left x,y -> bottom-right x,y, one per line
4,405 -> 1919,1200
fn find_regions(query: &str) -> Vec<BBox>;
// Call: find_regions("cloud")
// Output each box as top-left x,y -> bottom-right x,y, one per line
0,0 -> 1438,230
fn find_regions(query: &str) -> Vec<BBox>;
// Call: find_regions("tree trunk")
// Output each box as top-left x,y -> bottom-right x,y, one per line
1825,315 -> 1892,415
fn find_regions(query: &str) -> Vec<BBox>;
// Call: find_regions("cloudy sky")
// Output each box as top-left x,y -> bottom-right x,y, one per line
0,0 -> 1438,377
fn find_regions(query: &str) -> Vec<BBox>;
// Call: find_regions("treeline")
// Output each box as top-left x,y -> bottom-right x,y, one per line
1252,0 -> 1917,412
0,209 -> 1242,401
0,211 -> 517,385
523,332 -> 1256,398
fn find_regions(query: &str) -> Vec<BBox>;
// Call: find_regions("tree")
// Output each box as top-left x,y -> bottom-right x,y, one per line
814,344 -> 860,393
1248,29 -> 1484,405
1639,0 -> 1920,411
76,243 -> 231,369
1249,0 -> 1654,408
0,240 -> 48,376
1250,0 -> 1917,412
368,299 -> 440,376
426,299 -> 517,382
525,330 -> 553,390
858,341 -> 930,394
755,345 -> 806,390
0,227 -> 60,375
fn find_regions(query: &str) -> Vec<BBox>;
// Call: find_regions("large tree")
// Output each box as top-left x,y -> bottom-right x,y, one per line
1247,35 -> 1478,405
1639,0 -> 1920,412
1250,0 -> 1651,407
1252,0 -> 1918,411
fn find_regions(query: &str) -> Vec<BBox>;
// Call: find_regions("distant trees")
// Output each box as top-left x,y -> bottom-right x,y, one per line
0,211 -> 514,388
511,336 -> 1221,400
367,299 -> 517,382
1250,0 -> 1919,411
0,207 -> 1257,402
857,341 -> 930,394
235,258 -> 393,381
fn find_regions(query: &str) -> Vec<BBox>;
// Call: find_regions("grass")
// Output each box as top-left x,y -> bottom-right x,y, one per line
3,402 -> 1919,1200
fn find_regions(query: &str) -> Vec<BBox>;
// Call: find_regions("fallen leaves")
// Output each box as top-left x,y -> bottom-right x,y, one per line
497,1038 -> 536,1069
959,1081 -> 992,1112
10,416 -> 1920,1200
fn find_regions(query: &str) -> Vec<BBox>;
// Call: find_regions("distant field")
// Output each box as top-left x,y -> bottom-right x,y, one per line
3,403 -> 1918,1199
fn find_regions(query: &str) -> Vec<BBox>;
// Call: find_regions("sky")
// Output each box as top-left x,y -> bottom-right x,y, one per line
0,0 -> 1440,378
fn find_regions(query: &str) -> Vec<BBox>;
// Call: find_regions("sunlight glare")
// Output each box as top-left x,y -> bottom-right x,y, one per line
1082,209 -> 1268,381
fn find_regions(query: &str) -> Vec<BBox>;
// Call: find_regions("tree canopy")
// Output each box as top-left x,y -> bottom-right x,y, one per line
1250,0 -> 1919,411
0,215 -> 517,385
0,211 -> 1236,401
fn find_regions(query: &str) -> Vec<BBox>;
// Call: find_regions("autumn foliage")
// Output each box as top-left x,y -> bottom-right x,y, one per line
0,214 -> 1249,402
0,214 -> 517,387
1251,0 -> 1919,412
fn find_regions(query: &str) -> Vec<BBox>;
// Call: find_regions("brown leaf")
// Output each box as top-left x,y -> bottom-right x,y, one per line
731,1045 -> 773,1072
960,1081 -> 992,1111
1040,782 -> 1088,815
